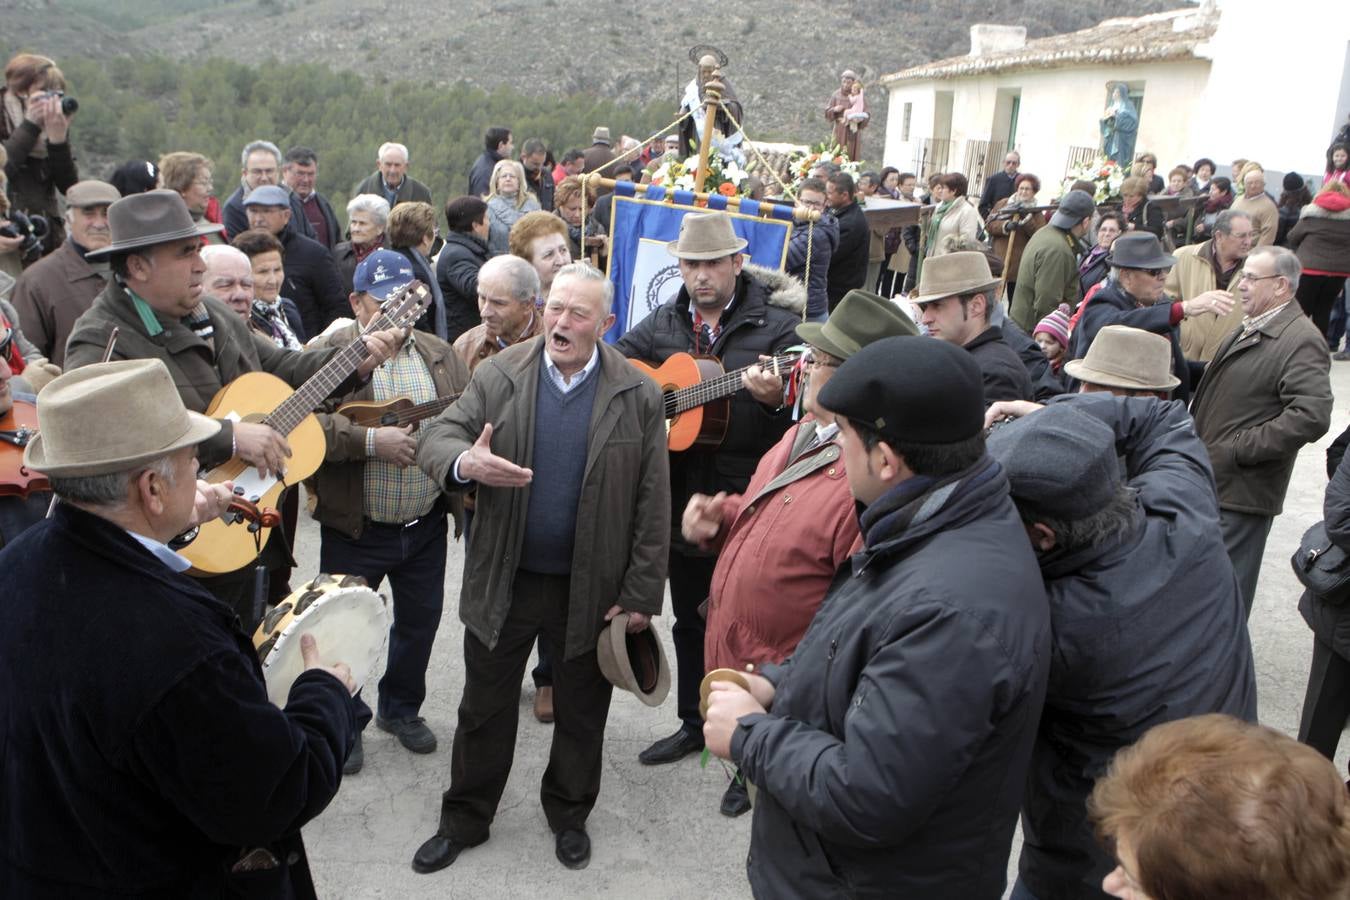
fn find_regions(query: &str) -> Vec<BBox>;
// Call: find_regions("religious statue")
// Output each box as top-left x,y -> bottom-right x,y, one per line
1100,82 -> 1139,166
825,69 -> 867,162
678,46 -> 746,166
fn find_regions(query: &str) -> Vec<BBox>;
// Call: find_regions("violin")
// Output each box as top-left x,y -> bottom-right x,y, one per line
0,397 -> 48,498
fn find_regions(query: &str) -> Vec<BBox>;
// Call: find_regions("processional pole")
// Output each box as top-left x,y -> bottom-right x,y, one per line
693,72 -> 724,193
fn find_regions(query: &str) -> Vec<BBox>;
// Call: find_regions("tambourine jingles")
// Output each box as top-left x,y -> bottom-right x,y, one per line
699,667 -> 750,720
252,573 -> 389,708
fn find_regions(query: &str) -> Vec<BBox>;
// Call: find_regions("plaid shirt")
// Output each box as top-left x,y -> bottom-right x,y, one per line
1240,302 -> 1291,340
362,336 -> 440,524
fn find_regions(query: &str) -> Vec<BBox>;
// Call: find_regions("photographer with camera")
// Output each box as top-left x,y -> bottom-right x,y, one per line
2,53 -> 79,260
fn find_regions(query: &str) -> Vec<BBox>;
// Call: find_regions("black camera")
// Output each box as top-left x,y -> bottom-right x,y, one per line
0,210 -> 50,262
37,90 -> 78,116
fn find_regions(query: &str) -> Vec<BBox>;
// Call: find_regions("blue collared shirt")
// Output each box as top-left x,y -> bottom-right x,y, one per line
127,530 -> 192,573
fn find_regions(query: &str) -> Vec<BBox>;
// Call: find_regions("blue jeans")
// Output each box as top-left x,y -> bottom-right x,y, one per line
320,505 -> 448,721
1327,279 -> 1350,351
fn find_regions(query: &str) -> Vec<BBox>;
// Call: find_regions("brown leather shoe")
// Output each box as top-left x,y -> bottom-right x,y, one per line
534,686 -> 554,724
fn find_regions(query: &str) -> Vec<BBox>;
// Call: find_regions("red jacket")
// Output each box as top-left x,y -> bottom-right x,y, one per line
703,419 -> 861,673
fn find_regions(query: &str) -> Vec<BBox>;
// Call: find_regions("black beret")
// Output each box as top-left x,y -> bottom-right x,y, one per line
986,402 -> 1120,521
816,336 -> 985,444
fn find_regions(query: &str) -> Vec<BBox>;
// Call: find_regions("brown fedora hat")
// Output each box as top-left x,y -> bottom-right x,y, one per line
25,359 -> 220,477
1063,324 -> 1180,392
910,251 -> 1000,306
596,614 -> 671,707
85,189 -> 223,258
666,211 -> 748,260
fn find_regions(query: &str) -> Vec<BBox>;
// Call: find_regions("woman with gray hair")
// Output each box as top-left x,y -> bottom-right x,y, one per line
485,159 -> 539,256
334,193 -> 390,296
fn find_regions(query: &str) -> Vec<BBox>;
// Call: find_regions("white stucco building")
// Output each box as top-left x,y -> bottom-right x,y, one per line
880,1 -> 1350,191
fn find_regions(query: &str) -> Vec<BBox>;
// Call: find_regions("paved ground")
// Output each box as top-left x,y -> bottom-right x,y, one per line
293,363 -> 1350,899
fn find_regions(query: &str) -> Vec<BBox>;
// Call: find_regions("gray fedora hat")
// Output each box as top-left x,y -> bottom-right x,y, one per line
25,359 -> 219,477
1106,232 -> 1176,270
797,289 -> 918,360
1063,324 -> 1180,392
595,614 -> 671,707
666,211 -> 748,260
85,189 -> 224,258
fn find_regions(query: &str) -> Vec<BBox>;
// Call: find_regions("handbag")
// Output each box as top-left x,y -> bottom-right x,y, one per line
1291,521 -> 1350,603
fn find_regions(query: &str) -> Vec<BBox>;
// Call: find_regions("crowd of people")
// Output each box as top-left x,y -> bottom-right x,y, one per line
3,48 -> 1350,900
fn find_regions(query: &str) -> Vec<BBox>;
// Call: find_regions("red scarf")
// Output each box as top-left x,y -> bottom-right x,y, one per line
353,234 -> 385,265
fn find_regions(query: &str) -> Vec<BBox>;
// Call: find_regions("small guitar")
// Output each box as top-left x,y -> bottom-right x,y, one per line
183,282 -> 431,575
628,349 -> 801,451
336,392 -> 462,432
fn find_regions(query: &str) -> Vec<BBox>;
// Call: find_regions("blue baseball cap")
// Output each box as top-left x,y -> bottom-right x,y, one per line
242,185 -> 290,207
353,249 -> 415,300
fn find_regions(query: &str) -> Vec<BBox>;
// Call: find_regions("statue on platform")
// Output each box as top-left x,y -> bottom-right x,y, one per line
678,45 -> 746,166
825,69 -> 867,162
1100,82 -> 1139,166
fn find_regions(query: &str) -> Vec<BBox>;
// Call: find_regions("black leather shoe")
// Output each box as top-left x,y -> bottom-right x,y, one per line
343,733 -> 363,775
412,833 -> 485,874
555,827 -> 591,870
638,728 -> 704,765
720,777 -> 751,818
377,716 -> 437,753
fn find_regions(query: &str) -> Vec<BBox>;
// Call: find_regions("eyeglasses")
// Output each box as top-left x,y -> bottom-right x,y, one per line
1143,267 -> 1172,278
1237,271 -> 1280,283
804,349 -> 839,369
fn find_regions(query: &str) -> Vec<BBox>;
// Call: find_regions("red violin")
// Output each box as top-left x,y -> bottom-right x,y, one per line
0,398 -> 49,498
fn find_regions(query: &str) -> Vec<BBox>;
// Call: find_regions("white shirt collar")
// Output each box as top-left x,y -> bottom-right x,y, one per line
127,530 -> 192,573
542,341 -> 601,394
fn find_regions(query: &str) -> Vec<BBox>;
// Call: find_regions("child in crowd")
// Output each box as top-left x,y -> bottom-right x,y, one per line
1033,304 -> 1071,373
845,82 -> 869,132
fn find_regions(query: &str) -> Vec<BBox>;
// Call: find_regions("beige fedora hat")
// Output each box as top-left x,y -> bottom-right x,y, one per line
25,359 -> 220,477
910,251 -> 1000,306
666,211 -> 748,260
1063,324 -> 1180,392
85,189 -> 223,259
596,614 -> 671,707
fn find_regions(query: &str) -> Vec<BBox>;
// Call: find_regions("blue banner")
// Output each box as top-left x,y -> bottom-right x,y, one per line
604,184 -> 793,342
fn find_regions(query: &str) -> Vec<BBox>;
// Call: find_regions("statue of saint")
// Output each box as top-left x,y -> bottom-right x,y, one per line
825,69 -> 867,162
678,48 -> 745,166
1100,82 -> 1139,166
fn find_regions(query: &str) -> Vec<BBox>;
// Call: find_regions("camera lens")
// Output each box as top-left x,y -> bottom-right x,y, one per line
61,96 -> 78,116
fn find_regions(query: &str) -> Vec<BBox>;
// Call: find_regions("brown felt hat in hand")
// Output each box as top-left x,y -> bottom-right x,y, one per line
596,613 -> 671,707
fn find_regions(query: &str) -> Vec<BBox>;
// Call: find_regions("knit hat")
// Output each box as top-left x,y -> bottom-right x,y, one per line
1033,304 -> 1071,348
986,400 -> 1121,522
1282,172 -> 1305,192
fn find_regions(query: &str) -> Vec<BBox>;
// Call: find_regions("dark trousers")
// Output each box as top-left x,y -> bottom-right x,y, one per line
669,548 -> 717,735
464,507 -> 552,687
1299,634 -> 1350,759
437,570 -> 613,840
319,507 -> 447,721
1219,508 -> 1273,619
1298,273 -> 1345,341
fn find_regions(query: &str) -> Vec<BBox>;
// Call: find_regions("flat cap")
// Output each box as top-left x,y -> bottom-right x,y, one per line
66,180 -> 121,208
816,336 -> 984,444
243,185 -> 290,207
986,402 -> 1120,521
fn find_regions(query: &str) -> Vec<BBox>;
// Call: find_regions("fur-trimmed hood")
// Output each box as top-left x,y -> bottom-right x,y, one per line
1300,199 -> 1350,221
743,262 -> 807,316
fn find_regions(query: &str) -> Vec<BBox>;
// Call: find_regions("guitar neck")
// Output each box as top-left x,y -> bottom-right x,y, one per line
379,393 -> 462,427
666,352 -> 799,417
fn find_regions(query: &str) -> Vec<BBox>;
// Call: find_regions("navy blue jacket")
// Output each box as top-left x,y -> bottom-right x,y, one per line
0,503 -> 356,898
278,228 -> 348,339
786,210 -> 838,320
1068,278 -> 1191,401
221,183 -> 316,242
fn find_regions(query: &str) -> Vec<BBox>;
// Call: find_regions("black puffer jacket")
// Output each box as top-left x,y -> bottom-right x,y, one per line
732,457 -> 1050,899
278,229 -> 347,339
614,265 -> 805,550
435,230 -> 490,345
827,201 -> 868,308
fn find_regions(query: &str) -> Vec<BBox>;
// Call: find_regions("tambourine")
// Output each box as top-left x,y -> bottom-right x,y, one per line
699,667 -> 750,719
252,573 -> 389,708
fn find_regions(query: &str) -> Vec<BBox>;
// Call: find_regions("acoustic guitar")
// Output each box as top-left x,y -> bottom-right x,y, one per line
183,283 -> 431,575
628,349 -> 801,451
336,392 -> 461,432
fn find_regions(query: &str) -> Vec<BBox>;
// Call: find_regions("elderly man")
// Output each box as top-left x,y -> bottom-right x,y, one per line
915,251 -> 1032,403
244,184 -> 347,338
1191,245 -> 1333,617
64,190 -> 402,626
826,172 -> 868,311
1010,190 -> 1096,332
786,177 -> 838,321
979,151 -> 1022,219
984,394 -> 1257,900
283,145 -> 340,250
1170,209 -> 1254,362
413,262 -> 669,873
355,142 -> 433,209
199,243 -> 254,321
1063,324 -> 1179,398
704,336 -> 1050,898
10,179 -> 117,367
453,253 -> 542,374
616,211 -> 803,766
1233,168 -> 1278,247
220,139 -> 315,241
468,127 -> 512,198
825,69 -> 864,161
311,250 -> 470,774
684,289 -> 916,818
581,126 -> 617,175
1068,233 -> 1232,403
0,358 -> 358,898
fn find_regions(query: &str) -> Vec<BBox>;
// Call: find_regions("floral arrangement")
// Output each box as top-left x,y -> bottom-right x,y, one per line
1059,157 -> 1126,204
649,153 -> 751,197
787,142 -> 862,192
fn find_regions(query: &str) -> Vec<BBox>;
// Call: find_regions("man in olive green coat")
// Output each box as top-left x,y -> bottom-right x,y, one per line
1009,190 -> 1095,332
